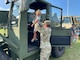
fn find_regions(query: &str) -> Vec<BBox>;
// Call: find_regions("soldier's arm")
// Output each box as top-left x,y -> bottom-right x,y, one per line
37,22 -> 44,33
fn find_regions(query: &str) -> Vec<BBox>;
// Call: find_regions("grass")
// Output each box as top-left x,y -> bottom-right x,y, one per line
0,29 -> 4,35
0,28 -> 7,36
50,39 -> 80,60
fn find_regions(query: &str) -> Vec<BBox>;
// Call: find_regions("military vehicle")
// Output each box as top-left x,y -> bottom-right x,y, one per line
73,16 -> 80,26
0,0 -> 71,60
0,11 -> 8,28
62,16 -> 80,28
62,16 -> 80,35
62,16 -> 73,29
63,16 -> 80,36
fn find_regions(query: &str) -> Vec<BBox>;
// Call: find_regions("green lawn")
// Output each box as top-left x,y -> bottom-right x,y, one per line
0,29 -> 7,36
0,29 -> 4,35
50,39 -> 80,60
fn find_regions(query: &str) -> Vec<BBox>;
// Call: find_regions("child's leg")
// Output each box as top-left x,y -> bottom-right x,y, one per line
33,31 -> 37,39
31,31 -> 37,42
31,23 -> 38,42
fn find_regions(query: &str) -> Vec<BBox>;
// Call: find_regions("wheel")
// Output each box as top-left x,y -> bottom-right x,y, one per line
51,47 -> 65,58
0,48 -> 10,60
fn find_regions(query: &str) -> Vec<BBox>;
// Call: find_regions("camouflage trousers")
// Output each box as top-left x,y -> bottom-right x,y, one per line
40,47 -> 51,60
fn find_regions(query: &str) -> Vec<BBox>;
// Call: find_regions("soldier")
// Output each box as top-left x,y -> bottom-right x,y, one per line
37,20 -> 52,60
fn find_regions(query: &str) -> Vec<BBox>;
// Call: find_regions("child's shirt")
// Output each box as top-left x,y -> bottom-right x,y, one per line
36,16 -> 41,21
32,16 -> 41,24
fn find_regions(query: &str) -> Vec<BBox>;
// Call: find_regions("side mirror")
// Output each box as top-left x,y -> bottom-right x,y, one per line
5,0 -> 10,4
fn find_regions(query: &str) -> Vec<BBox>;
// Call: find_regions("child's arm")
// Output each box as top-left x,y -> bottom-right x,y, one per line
33,19 -> 38,25
36,22 -> 44,33
31,16 -> 40,27
31,19 -> 39,27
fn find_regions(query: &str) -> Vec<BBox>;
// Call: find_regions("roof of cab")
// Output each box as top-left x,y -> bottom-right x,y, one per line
30,0 -> 51,10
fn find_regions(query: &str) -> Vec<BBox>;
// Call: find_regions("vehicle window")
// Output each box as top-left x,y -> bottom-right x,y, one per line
76,17 -> 80,24
11,1 -> 19,27
41,9 -> 46,21
51,7 -> 61,27
75,17 -> 80,26
27,9 -> 35,23
12,1 -> 19,18
76,17 -> 80,21
63,17 -> 71,23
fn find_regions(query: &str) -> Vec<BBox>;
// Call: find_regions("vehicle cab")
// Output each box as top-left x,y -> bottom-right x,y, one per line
0,0 -> 71,60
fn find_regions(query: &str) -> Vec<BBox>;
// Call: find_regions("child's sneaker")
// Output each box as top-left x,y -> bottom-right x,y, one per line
31,38 -> 38,42
31,39 -> 35,42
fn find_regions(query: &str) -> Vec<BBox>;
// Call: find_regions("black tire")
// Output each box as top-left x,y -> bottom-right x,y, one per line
0,48 -> 10,60
51,47 -> 65,58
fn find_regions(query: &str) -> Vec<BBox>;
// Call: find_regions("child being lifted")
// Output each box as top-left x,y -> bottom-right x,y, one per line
31,9 -> 41,42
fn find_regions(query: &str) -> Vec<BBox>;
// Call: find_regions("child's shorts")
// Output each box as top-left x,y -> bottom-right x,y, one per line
34,22 -> 42,32
34,23 -> 39,32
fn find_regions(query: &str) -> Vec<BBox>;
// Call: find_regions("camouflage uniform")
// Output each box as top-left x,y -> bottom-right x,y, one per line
37,21 -> 52,60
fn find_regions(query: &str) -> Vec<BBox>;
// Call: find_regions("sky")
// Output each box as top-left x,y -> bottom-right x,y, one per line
46,0 -> 80,16
0,0 -> 80,16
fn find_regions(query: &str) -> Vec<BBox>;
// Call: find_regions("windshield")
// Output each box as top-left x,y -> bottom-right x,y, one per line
50,6 -> 61,27
63,17 -> 72,23
75,17 -> 80,26
10,1 -> 20,27
76,17 -> 80,21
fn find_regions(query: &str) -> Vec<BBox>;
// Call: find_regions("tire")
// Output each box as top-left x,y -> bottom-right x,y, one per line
0,48 -> 10,60
51,47 -> 65,58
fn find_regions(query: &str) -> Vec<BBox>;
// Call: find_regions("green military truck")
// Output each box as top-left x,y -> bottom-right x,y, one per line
0,11 -> 8,28
0,0 -> 71,60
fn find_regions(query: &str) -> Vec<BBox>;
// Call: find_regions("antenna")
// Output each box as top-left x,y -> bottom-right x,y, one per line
67,0 -> 69,16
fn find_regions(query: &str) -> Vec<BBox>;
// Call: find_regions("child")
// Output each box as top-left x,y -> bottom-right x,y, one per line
31,9 -> 41,42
